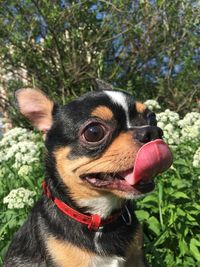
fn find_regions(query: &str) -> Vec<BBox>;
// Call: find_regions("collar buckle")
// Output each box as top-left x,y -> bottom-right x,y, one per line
122,204 -> 132,226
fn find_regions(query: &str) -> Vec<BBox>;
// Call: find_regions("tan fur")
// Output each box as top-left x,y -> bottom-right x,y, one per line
125,225 -> 146,267
54,132 -> 140,201
47,236 -> 93,267
77,132 -> 139,175
54,147 -> 103,201
46,232 -> 145,267
127,224 -> 143,257
135,102 -> 146,114
91,106 -> 113,121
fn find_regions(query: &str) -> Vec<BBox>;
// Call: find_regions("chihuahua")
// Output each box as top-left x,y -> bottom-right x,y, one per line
3,82 -> 172,267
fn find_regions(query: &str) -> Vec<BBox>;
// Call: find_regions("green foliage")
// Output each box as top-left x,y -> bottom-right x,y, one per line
0,0 -> 199,124
0,128 -> 44,265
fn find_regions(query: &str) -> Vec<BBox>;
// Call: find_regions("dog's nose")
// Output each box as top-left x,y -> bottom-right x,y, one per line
134,126 -> 163,143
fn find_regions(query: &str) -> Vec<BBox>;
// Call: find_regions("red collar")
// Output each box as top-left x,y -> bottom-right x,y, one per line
42,181 -> 122,231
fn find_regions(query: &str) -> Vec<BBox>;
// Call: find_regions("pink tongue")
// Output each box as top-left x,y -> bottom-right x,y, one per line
121,139 -> 173,186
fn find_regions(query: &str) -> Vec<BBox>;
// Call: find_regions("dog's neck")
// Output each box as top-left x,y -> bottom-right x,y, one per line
77,194 -> 124,219
46,175 -> 124,220
45,160 -> 125,219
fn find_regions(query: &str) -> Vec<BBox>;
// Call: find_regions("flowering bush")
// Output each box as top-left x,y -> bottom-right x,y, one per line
179,112 -> 200,143
0,102 -> 200,266
140,99 -> 200,266
145,100 -> 200,146
3,188 -> 36,209
156,109 -> 180,145
0,127 -> 44,263
0,127 -> 44,181
144,99 -> 161,111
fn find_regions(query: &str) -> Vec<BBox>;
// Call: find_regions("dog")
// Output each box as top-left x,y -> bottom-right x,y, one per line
3,81 -> 173,267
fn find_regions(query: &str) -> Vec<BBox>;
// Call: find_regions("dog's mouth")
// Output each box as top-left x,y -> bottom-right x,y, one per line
81,139 -> 173,195
82,171 -> 155,194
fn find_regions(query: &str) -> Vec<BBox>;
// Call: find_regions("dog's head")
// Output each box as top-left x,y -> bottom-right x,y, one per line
16,86 -> 172,209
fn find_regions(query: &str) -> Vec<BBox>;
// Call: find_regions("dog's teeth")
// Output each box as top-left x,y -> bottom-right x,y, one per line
103,174 -> 111,180
100,174 -> 106,180
85,172 -> 122,182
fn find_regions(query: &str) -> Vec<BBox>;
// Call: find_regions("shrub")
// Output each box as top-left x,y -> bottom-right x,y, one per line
138,100 -> 200,266
0,1 -> 199,120
0,127 -> 44,264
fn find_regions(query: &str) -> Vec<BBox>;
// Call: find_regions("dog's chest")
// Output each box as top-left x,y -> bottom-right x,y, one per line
91,256 -> 125,267
91,232 -> 126,267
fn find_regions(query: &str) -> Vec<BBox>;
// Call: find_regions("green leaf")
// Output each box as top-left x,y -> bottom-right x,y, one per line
135,210 -> 150,221
176,208 -> 186,217
190,239 -> 200,261
174,159 -> 189,167
172,192 -> 190,199
190,238 -> 200,247
186,214 -> 196,222
148,216 -> 161,236
139,194 -> 158,204
179,239 -> 188,255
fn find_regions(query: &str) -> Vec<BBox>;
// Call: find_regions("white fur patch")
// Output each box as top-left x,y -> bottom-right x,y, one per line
77,195 -> 125,266
94,231 -> 103,254
91,255 -> 125,267
77,194 -> 123,218
105,91 -> 131,128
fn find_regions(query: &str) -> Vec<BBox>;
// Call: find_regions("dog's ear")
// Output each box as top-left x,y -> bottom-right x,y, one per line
94,79 -> 113,91
15,88 -> 54,134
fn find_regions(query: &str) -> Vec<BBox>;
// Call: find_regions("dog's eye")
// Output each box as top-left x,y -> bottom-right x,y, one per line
83,123 -> 105,143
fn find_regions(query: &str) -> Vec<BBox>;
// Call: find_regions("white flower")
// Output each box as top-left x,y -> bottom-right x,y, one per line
156,109 -> 200,144
0,127 -> 35,147
3,188 -> 36,209
157,121 -> 164,129
164,123 -> 174,132
178,112 -> 200,128
178,112 -> 200,142
180,125 -> 200,142
157,109 -> 180,125
3,141 -> 39,166
18,165 -> 33,176
0,127 -> 42,173
144,99 -> 161,111
156,109 -> 180,145
193,147 -> 200,168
